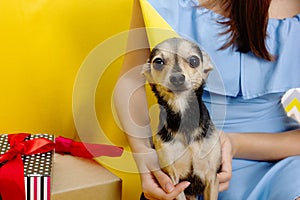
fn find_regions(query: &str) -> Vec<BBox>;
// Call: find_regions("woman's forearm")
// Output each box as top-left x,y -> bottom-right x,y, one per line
114,66 -> 152,150
113,61 -> 158,172
228,129 -> 300,161
114,80 -> 159,173
114,0 -> 151,151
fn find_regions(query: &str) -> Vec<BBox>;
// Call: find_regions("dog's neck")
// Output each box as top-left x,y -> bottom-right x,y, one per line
151,84 -> 212,143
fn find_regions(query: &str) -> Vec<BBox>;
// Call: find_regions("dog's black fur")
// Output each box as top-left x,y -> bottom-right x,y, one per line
151,84 -> 213,143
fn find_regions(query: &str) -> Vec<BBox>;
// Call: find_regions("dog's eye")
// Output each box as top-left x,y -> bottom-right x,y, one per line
188,56 -> 200,68
152,58 -> 164,71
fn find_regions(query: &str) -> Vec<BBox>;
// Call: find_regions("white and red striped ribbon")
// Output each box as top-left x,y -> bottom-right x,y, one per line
25,176 -> 51,200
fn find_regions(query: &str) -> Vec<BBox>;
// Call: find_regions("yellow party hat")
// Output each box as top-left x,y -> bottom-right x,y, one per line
139,0 -> 179,49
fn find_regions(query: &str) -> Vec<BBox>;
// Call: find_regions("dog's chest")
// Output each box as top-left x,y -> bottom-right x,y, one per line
155,132 -> 219,179
158,96 -> 208,143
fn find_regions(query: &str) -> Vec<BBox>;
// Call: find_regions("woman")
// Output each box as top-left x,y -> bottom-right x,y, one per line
114,0 -> 300,199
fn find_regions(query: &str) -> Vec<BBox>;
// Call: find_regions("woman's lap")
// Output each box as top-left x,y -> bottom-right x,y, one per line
218,156 -> 300,200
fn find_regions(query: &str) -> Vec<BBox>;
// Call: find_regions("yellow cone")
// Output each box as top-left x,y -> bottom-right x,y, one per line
139,0 -> 179,49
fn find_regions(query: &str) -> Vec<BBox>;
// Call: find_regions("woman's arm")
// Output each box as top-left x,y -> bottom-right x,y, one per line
114,0 -> 190,199
228,129 -> 300,161
113,0 -> 154,171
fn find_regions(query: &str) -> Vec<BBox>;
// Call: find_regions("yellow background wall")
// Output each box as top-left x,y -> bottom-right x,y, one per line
0,0 -> 141,199
1,1 -> 299,200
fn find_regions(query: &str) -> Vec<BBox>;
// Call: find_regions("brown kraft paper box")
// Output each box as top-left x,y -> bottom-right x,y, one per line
51,154 -> 122,200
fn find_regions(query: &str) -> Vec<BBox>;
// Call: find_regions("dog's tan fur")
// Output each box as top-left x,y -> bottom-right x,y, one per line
143,38 -> 221,200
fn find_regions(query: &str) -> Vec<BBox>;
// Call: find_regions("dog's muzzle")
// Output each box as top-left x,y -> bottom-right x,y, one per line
169,72 -> 185,87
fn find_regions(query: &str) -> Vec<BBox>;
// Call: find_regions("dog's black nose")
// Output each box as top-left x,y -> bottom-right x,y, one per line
170,73 -> 185,86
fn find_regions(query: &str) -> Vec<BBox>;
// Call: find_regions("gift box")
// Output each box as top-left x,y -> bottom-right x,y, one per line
0,134 -> 54,200
51,137 -> 123,200
51,154 -> 122,200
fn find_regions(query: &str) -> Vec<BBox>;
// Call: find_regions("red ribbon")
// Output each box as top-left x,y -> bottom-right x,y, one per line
0,133 -> 55,200
55,136 -> 123,158
0,134 -> 123,200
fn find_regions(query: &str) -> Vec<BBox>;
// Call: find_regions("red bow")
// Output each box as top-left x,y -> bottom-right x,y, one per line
55,136 -> 123,158
0,133 -> 55,200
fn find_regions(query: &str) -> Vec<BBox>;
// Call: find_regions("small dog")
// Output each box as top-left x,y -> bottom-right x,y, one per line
142,38 -> 221,200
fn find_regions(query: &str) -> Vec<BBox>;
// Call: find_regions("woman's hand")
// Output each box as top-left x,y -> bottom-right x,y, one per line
141,171 -> 190,200
217,131 -> 233,191
135,148 -> 190,200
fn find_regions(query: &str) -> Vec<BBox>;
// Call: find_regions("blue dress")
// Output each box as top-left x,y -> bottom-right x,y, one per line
143,0 -> 300,199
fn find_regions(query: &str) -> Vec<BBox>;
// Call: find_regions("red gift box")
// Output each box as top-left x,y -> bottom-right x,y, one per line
0,134 -> 54,200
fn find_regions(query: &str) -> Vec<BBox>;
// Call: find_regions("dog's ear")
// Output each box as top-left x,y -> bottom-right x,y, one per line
141,59 -> 151,76
201,50 -> 214,78
141,61 -> 155,83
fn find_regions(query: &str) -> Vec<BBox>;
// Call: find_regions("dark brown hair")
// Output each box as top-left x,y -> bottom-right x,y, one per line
204,0 -> 273,61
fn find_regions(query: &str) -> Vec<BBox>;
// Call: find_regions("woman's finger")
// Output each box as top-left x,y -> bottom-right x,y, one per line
217,171 -> 231,191
152,170 -> 175,193
145,181 -> 190,200
217,131 -> 233,191
142,171 -> 190,200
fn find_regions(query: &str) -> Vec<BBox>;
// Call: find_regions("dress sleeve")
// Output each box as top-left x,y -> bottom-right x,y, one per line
240,15 -> 300,99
